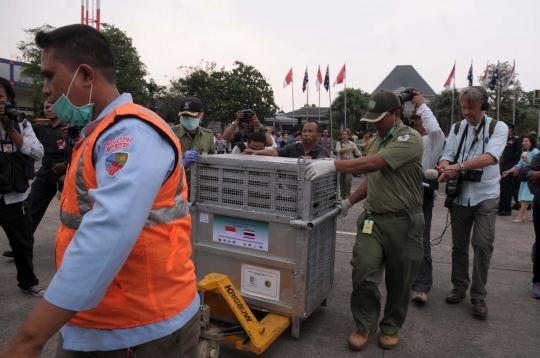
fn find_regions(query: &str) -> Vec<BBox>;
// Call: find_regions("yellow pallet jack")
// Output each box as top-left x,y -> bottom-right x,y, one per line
197,273 -> 291,357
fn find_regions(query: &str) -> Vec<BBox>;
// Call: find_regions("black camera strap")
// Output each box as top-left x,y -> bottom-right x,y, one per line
454,118 -> 486,163
453,125 -> 468,163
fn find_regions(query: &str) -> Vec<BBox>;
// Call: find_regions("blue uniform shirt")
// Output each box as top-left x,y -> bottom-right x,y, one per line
44,93 -> 199,352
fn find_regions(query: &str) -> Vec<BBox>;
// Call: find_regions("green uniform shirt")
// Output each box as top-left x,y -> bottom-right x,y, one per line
171,124 -> 216,194
363,122 -> 424,213
356,139 -> 367,156
336,140 -> 361,160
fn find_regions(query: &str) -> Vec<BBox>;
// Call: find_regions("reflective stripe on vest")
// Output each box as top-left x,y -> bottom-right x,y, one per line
60,118 -> 188,231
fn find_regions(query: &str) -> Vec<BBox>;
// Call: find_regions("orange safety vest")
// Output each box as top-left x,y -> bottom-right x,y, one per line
56,103 -> 196,329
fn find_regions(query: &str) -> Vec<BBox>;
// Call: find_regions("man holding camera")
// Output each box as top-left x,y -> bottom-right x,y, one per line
223,109 -> 274,149
242,121 -> 326,159
409,91 -> 445,304
28,100 -> 68,234
304,90 -> 424,351
437,86 -> 507,317
0,77 -> 45,297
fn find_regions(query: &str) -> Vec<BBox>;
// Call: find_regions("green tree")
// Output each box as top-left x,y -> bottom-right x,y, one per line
475,61 -> 526,122
427,89 -> 461,134
330,88 -> 370,130
17,24 -> 158,113
159,60 -> 278,127
101,23 -> 153,107
17,24 -> 55,108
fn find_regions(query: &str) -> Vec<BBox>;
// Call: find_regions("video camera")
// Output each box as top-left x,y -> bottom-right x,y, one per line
242,104 -> 256,123
0,101 -> 25,122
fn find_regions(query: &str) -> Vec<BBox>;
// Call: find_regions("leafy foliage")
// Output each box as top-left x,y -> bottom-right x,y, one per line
16,23 -> 159,112
429,61 -> 539,134
17,24 -> 55,105
158,60 -> 278,126
426,89 -> 461,134
101,23 -> 154,107
330,88 -> 370,131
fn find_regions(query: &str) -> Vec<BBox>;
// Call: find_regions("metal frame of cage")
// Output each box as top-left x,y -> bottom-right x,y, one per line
189,155 -> 339,337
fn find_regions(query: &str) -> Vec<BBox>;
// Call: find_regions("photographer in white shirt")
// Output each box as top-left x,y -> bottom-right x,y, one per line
408,91 -> 445,304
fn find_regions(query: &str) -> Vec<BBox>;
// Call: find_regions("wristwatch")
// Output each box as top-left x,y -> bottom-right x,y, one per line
459,162 -> 467,174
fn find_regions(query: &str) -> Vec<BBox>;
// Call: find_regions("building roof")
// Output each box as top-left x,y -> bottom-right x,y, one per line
0,58 -> 31,88
372,65 -> 436,101
280,107 -> 330,118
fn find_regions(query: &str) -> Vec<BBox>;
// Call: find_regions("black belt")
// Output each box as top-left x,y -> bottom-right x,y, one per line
370,206 -> 422,219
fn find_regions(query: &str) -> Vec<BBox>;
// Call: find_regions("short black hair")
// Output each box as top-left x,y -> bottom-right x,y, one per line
306,120 -> 322,133
248,131 -> 266,144
36,24 -> 116,83
290,126 -> 299,134
0,78 -> 16,105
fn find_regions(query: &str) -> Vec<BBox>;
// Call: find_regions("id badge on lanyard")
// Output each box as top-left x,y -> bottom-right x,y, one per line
362,211 -> 374,235
1,140 -> 14,153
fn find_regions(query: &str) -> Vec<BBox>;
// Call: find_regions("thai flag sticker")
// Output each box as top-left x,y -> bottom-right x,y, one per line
244,229 -> 256,240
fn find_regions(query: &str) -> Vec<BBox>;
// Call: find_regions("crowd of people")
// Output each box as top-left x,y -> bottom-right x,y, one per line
0,23 -> 538,357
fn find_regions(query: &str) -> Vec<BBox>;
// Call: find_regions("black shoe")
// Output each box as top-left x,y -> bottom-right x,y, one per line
471,299 -> 488,316
445,289 -> 466,303
497,211 -> 511,216
2,250 -> 14,258
512,204 -> 520,210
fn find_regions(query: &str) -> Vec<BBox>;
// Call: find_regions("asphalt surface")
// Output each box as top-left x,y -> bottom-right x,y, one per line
1,176 -> 539,357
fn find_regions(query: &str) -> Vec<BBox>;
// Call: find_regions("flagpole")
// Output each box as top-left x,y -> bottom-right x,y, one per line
344,62 -> 347,130
329,77 -> 333,149
292,67 -> 295,123
451,60 -> 455,125
318,84 -> 321,123
497,78 -> 500,121
513,61 -> 516,124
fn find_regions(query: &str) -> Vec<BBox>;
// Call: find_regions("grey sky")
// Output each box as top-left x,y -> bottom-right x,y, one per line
2,0 -> 537,113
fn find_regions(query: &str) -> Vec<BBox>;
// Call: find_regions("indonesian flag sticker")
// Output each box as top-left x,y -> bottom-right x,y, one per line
105,152 -> 129,177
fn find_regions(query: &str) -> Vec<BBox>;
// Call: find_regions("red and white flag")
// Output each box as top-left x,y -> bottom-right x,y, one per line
333,64 -> 346,87
315,65 -> 323,91
481,61 -> 489,87
283,68 -> 293,88
503,60 -> 516,91
444,63 -> 455,90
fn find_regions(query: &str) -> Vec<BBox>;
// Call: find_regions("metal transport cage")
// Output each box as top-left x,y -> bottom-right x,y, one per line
190,155 -> 340,337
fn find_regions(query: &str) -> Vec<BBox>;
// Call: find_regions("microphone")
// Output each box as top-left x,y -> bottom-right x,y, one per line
423,169 -> 440,190
425,169 -> 439,181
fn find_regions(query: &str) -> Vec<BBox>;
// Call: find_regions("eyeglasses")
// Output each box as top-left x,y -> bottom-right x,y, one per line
473,128 -> 479,143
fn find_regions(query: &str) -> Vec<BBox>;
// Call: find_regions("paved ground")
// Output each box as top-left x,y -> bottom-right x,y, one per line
1,176 -> 539,357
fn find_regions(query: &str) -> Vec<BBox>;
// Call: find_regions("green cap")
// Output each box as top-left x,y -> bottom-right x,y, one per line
361,90 -> 401,122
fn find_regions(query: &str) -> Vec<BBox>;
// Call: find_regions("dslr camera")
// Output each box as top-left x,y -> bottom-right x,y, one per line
397,87 -> 417,104
66,124 -> 81,140
242,105 -> 256,123
461,169 -> 483,182
0,101 -> 25,122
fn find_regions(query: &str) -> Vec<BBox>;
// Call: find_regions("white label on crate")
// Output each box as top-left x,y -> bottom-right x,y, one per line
241,264 -> 280,301
200,213 -> 209,223
212,215 -> 269,251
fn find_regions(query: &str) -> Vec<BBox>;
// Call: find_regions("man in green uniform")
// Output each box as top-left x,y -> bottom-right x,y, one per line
305,90 -> 424,351
171,97 -> 216,197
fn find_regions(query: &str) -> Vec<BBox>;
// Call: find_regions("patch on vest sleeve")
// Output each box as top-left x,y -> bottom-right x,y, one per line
106,152 -> 129,177
103,136 -> 133,153
397,134 -> 410,142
